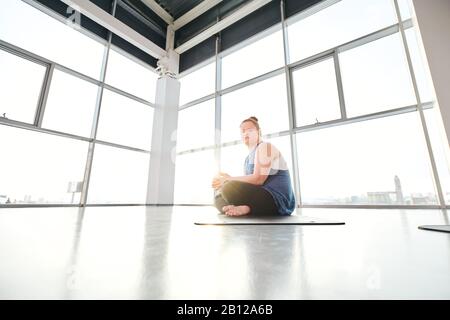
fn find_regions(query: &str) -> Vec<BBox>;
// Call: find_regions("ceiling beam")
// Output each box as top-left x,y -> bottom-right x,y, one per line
173,0 -> 224,31
61,0 -> 166,59
174,0 -> 272,54
140,0 -> 174,25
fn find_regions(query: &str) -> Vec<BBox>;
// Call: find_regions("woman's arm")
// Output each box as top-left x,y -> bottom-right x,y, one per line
226,174 -> 263,185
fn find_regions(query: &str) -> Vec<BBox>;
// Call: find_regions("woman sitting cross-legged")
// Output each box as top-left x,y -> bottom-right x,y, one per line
211,116 -> 296,217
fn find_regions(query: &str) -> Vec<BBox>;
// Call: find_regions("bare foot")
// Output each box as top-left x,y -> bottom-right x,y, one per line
225,205 -> 251,216
222,205 -> 234,213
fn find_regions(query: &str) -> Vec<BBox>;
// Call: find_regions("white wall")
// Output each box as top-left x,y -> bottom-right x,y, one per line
411,0 -> 450,144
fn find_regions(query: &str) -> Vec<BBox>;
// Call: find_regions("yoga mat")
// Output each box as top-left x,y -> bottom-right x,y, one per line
418,225 -> 450,233
194,214 -> 345,226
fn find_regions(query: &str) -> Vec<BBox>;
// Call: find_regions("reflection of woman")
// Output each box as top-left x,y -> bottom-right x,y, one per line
212,116 -> 296,216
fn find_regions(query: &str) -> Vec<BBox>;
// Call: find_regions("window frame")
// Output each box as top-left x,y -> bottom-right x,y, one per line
289,53 -> 345,128
0,42 -> 52,126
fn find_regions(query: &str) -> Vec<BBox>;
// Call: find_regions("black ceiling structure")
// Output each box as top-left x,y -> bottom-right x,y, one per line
155,0 -> 205,19
34,0 -> 322,73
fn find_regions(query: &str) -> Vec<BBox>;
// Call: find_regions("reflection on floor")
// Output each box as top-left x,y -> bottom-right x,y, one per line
0,205 -> 449,299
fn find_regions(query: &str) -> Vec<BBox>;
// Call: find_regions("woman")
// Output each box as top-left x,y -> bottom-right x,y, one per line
212,116 -> 296,216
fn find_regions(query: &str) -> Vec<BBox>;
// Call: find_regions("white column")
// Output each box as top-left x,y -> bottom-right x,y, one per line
411,0 -> 450,144
146,75 -> 180,204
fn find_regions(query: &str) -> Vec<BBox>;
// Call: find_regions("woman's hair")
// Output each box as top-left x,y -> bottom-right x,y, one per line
241,116 -> 259,130
241,116 -> 261,137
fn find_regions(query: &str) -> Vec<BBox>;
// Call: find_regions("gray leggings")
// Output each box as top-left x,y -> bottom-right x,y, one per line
214,180 -> 279,216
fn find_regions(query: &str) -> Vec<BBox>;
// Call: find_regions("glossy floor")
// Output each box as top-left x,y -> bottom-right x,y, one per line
0,206 -> 449,299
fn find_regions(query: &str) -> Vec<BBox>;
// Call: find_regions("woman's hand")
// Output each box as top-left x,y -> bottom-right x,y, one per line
211,172 -> 231,190
218,172 -> 231,179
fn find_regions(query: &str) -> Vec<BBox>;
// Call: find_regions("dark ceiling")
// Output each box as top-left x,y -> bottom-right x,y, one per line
154,0 -> 205,19
35,0 -> 322,72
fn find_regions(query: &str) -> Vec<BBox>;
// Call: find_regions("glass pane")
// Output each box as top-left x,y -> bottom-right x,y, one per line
296,112 -> 438,205
0,49 -> 46,123
87,144 -> 149,204
405,28 -> 434,104
97,89 -> 154,150
340,33 -> 416,117
424,107 -> 450,204
179,62 -> 215,105
220,143 -> 248,177
292,57 -> 341,126
222,29 -> 284,89
0,0 -> 104,79
174,150 -> 216,204
42,70 -> 98,137
287,0 -> 397,63
221,74 -> 289,143
105,48 -> 158,102
177,99 -> 215,152
397,0 -> 413,21
0,125 -> 88,204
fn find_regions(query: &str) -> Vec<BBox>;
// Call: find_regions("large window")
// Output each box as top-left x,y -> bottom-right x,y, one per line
292,57 -> 341,126
179,62 -> 215,106
339,33 -> 416,117
0,125 -> 88,204
105,47 -> 158,102
177,99 -> 215,152
287,0 -> 397,63
221,29 -> 284,89
221,74 -> 289,143
404,28 -> 434,104
403,23 -> 450,203
87,144 -> 150,204
424,108 -> 450,204
176,0 -> 450,208
96,89 -> 154,150
174,150 -> 216,204
2,0 -> 450,209
0,0 -> 105,79
0,49 -> 46,123
296,112 -> 438,205
42,69 -> 98,137
0,0 -> 158,207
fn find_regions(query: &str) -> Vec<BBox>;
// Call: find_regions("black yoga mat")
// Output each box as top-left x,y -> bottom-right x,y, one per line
194,214 -> 345,226
418,225 -> 450,233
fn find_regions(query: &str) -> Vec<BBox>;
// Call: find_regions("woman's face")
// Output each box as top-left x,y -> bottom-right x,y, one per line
240,121 -> 259,146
